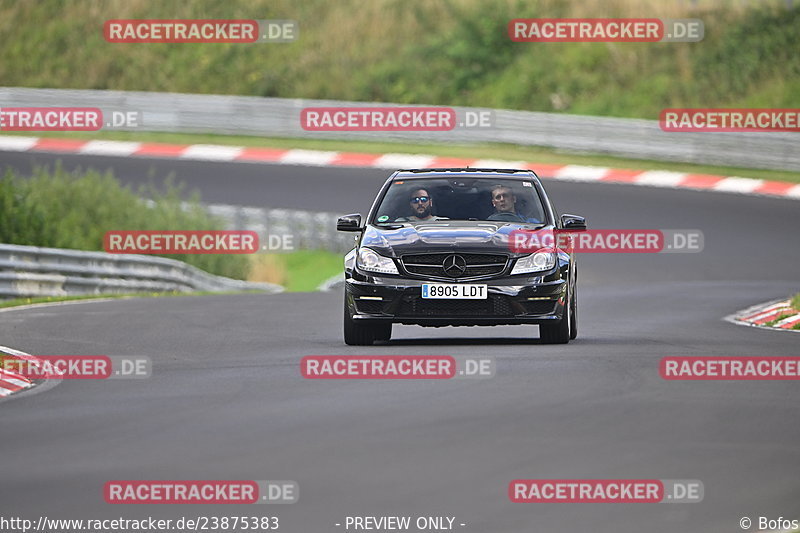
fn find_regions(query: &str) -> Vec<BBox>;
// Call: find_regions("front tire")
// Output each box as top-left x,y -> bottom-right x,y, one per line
373,323 -> 392,342
540,287 -> 571,344
343,295 -> 380,345
569,282 -> 578,340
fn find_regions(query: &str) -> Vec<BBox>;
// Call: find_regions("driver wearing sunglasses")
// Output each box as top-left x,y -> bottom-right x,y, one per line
395,188 -> 449,222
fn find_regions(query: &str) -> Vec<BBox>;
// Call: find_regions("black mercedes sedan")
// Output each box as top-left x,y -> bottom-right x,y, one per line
337,168 -> 586,345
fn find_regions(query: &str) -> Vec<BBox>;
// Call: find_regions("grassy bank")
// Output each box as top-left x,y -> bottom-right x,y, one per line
1,0 -> 797,119
0,165 -> 346,289
249,250 -> 342,292
0,165 -> 250,279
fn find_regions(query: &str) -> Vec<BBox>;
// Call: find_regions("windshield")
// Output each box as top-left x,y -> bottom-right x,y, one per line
371,177 -> 547,225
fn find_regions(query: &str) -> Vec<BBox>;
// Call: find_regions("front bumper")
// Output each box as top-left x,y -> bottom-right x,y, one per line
345,275 -> 567,327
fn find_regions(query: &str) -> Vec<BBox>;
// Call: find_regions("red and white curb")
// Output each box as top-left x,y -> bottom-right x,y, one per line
1,135 -> 799,200
725,299 -> 800,332
0,345 -> 39,397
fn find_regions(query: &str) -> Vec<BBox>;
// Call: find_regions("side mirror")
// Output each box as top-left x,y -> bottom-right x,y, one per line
337,214 -> 363,232
561,214 -> 587,231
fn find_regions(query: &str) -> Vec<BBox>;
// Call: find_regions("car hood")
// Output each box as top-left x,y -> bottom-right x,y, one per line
361,221 -> 549,257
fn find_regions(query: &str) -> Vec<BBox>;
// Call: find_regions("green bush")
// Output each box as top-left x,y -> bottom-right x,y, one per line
0,165 -> 250,280
0,0 -> 797,118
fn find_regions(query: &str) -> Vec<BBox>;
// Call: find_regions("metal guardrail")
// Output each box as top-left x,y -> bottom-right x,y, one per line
1,87 -> 798,172
0,204 -> 350,299
0,243 -> 282,299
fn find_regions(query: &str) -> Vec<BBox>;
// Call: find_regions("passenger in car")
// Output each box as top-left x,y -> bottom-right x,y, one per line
487,185 -> 541,223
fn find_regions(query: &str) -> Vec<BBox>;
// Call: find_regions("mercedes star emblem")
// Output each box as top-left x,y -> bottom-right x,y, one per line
442,254 -> 467,277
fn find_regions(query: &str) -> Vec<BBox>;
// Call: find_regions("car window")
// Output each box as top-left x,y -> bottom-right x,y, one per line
372,177 -> 546,224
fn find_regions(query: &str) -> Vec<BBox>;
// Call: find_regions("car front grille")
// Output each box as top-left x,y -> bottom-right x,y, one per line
398,295 -> 514,317
355,299 -> 385,314
522,300 -> 557,315
401,253 -> 507,279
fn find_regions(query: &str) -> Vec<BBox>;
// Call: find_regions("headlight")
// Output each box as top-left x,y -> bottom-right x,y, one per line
511,250 -> 556,274
357,248 -> 399,275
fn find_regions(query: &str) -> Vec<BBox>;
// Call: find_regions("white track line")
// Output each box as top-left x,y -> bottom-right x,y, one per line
554,165 -> 609,181
713,177 -> 764,194
180,144 -> 244,161
373,153 -> 437,169
0,136 -> 38,151
280,149 -> 340,166
79,140 -> 142,156
634,170 -> 687,187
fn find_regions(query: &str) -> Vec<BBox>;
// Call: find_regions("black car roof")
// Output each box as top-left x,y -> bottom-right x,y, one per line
393,168 -> 537,179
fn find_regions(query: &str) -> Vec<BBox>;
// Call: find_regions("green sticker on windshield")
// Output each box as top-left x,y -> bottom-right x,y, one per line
377,215 -> 389,222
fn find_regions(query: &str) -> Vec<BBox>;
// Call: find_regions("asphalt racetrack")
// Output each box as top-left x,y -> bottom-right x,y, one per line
1,151 -> 799,533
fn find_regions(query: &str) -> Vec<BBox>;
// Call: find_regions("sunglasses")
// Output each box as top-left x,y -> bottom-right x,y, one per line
411,196 -> 430,203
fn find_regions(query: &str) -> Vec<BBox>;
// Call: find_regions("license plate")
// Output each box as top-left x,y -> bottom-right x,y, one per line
421,284 -> 487,299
